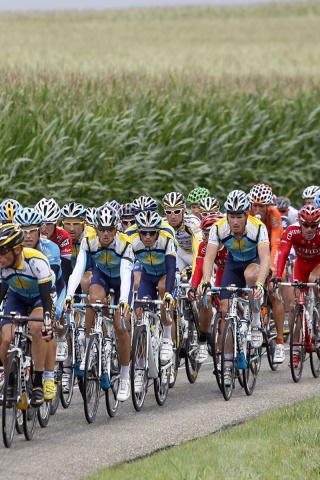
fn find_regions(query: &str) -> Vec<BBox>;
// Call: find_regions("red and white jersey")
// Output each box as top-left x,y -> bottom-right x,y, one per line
191,240 -> 227,287
50,227 -> 72,259
276,225 -> 320,276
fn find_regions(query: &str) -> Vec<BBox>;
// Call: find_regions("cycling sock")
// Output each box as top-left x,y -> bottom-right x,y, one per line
34,370 -> 44,388
120,365 -> 130,379
44,370 -> 54,381
163,326 -> 172,338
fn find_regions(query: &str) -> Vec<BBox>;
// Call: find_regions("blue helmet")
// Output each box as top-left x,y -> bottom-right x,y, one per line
314,193 -> 320,208
104,200 -> 120,212
132,196 -> 158,214
60,202 -> 86,219
224,190 -> 250,213
13,207 -> 43,226
135,211 -> 162,229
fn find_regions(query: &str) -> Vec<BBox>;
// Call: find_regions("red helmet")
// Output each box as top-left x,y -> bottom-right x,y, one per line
298,205 -> 320,224
200,213 -> 224,231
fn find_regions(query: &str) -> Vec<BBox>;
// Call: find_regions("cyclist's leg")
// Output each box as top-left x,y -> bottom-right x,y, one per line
244,260 -> 263,348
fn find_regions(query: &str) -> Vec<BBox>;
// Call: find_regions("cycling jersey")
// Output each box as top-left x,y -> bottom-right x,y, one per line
191,241 -> 227,288
39,238 -> 62,281
67,230 -> 134,303
49,226 -> 72,259
276,225 -> 320,277
70,225 -> 95,270
0,248 -> 53,298
208,215 -> 269,262
125,219 -> 176,241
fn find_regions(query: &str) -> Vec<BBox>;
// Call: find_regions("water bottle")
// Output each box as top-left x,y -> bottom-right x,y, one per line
77,326 -> 85,363
102,337 -> 112,374
180,314 -> 189,340
240,319 -> 247,350
23,356 -> 31,382
151,323 -> 160,355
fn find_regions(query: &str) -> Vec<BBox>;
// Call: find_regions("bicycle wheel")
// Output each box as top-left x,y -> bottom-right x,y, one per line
37,401 -> 50,428
211,312 -> 222,390
23,366 -> 37,441
49,364 -> 61,415
154,349 -> 170,406
60,364 -> 75,409
170,314 -> 180,389
185,319 -> 201,384
290,305 -> 304,383
83,335 -> 100,423
310,309 -> 320,378
130,325 -> 148,412
16,410 -> 24,435
265,332 -> 278,372
221,318 -> 235,401
2,351 -> 19,448
243,342 -> 260,396
105,341 -> 120,417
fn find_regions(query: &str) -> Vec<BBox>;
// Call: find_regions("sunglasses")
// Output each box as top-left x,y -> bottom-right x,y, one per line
139,230 -> 158,237
0,246 -> 12,255
200,211 -> 212,217
97,226 -> 116,233
122,219 -> 135,226
278,209 -> 288,214
22,227 -> 40,235
63,221 -> 85,228
41,222 -> 56,227
301,222 -> 318,229
165,209 -> 183,216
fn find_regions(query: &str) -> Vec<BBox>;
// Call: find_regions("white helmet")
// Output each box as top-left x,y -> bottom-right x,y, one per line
224,190 -> 250,213
34,198 -> 60,222
95,205 -> 119,227
302,185 -> 320,199
198,196 -> 220,213
135,211 -> 162,228
85,207 -> 96,226
162,192 -> 186,208
60,202 -> 86,219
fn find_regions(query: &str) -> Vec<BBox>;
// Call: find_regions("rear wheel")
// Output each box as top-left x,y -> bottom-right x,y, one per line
221,319 -> 235,401
185,319 -> 200,384
2,352 -> 19,448
243,342 -> 260,396
37,401 -> 50,428
83,335 -> 100,423
211,312 -> 222,390
170,310 -> 180,389
60,364 -> 75,409
310,309 -> 320,378
23,362 -> 37,441
290,306 -> 304,383
49,365 -> 61,415
154,349 -> 170,406
130,325 -> 148,412
105,341 -> 120,417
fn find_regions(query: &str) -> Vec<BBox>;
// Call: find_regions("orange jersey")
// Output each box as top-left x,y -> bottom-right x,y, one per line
249,205 -> 283,274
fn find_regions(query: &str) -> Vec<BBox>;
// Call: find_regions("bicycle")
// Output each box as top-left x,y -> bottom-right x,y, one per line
72,299 -> 121,423
260,284 -> 278,371
131,297 -> 172,411
0,312 -> 50,448
274,280 -> 320,383
205,286 -> 261,401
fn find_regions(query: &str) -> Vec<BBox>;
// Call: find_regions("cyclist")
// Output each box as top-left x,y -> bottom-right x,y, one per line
13,207 -> 65,400
34,197 -> 72,285
302,186 -> 320,206
248,183 -> 286,363
119,203 -> 135,232
85,207 -> 97,227
274,196 -> 298,226
187,187 -> 210,219
188,213 -> 226,363
131,210 -> 177,367
162,191 -> 202,272
66,204 -> 134,402
198,197 -> 221,219
0,224 -> 55,407
202,190 -> 270,384
272,204 -> 320,368
0,198 -> 22,224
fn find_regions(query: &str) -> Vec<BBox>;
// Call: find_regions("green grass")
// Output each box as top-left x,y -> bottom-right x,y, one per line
88,396 -> 320,480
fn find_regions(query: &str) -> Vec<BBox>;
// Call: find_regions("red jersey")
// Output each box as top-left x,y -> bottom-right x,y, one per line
276,225 -> 320,277
191,240 -> 227,287
50,226 -> 72,259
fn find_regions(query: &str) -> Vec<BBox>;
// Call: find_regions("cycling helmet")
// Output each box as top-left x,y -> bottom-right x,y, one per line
198,197 -> 220,213
275,196 -> 291,209
302,186 -> 320,200
13,207 -> 43,226
162,192 -> 186,208
248,184 -> 273,205
298,205 -> 320,224
187,187 -> 210,205
60,202 -> 86,219
135,211 -> 162,229
34,198 -> 60,223
104,200 -> 120,212
131,196 -> 158,214
314,194 -> 320,209
200,213 -> 224,231
0,223 -> 24,249
224,190 -> 250,214
119,203 -> 134,218
95,205 -> 119,227
85,207 -> 96,226
0,199 -> 22,222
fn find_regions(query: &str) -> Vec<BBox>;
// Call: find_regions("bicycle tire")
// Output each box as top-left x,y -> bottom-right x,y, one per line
211,311 -> 222,391
185,318 -> 201,384
130,325 -> 148,412
310,309 -> 320,378
37,401 -> 50,428
105,340 -> 120,417
49,365 -> 61,415
265,333 -> 278,371
83,335 -> 100,423
2,351 -> 19,448
60,364 -> 75,409
290,305 -> 304,383
154,348 -> 170,406
23,361 -> 37,441
221,318 -> 235,401
243,342 -> 260,396
16,410 -> 24,435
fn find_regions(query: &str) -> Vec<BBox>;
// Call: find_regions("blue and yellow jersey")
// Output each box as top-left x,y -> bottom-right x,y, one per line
208,215 -> 269,262
39,238 -> 62,281
0,248 -> 53,298
71,225 -> 95,270
130,230 -> 177,277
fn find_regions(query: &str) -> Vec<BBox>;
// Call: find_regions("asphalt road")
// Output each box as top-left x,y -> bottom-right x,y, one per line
1,347 -> 319,480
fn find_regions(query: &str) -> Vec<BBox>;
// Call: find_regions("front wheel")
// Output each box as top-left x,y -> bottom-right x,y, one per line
243,342 -> 260,396
83,335 -> 100,423
154,349 -> 170,406
211,312 -> 222,390
105,341 -> 121,417
37,401 -> 50,428
185,319 -> 200,384
130,325 -> 148,412
310,309 -> 320,378
221,318 -> 235,401
290,306 -> 304,383
2,351 -> 19,448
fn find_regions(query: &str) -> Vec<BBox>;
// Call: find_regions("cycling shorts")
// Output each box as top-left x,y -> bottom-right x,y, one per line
90,265 -> 134,305
1,290 -> 43,327
292,257 -> 320,284
220,256 -> 259,300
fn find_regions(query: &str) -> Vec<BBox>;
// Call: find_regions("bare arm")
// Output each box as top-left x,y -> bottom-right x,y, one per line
257,243 -> 271,285
202,243 -> 219,284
